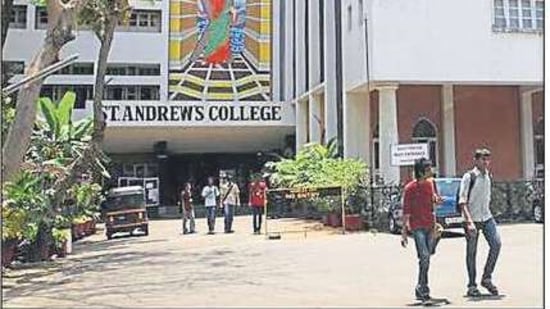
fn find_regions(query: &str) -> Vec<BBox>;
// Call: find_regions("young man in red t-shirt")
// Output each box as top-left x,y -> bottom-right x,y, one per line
249,175 -> 267,235
401,158 -> 443,301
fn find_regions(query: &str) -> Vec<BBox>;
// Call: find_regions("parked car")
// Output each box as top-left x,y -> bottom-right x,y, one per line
388,178 -> 464,234
103,186 -> 149,240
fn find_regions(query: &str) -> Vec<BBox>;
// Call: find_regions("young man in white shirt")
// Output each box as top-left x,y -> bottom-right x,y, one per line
202,176 -> 220,235
458,148 -> 501,297
220,174 -> 240,233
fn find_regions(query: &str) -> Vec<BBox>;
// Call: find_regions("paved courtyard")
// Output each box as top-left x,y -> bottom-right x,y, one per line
2,217 -> 543,308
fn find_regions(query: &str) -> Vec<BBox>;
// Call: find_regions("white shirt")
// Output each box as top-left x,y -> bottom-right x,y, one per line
458,167 -> 492,222
201,185 -> 220,207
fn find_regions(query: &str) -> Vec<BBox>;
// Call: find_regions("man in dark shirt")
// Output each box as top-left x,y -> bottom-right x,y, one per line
401,158 -> 442,301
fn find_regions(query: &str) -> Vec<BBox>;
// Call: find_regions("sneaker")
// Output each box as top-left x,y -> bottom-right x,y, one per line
415,287 -> 430,301
467,286 -> 482,297
225,230 -> 235,234
481,280 -> 499,295
207,231 -> 215,235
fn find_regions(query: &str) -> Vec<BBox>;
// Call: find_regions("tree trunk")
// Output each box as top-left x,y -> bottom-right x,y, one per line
2,1 -> 80,183
92,15 -> 117,145
27,222 -> 53,262
47,5 -> 122,213
1,0 -> 14,50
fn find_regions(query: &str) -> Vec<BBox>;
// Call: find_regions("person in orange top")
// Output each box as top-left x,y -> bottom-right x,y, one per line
249,174 -> 268,235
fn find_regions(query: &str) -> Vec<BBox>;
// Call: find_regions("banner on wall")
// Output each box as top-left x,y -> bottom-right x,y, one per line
169,0 -> 272,102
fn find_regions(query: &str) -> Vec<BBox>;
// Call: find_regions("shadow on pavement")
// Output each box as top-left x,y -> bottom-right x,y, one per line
464,294 -> 506,302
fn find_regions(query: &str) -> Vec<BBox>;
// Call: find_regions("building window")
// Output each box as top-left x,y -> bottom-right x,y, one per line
35,7 -> 48,29
106,64 -> 161,76
372,124 -> 380,170
3,61 -> 25,75
117,10 -> 161,32
9,5 -> 27,29
40,85 -> 94,109
412,119 -> 438,172
493,0 -> 544,32
534,118 -> 544,178
104,85 -> 160,100
53,63 -> 94,75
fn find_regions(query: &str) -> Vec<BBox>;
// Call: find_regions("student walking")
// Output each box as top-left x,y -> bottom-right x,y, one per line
220,174 -> 240,233
181,182 -> 196,234
202,177 -> 220,235
459,148 -> 501,297
401,158 -> 443,301
249,175 -> 268,234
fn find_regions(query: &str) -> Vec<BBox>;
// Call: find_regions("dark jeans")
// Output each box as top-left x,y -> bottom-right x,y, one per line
465,218 -> 502,288
206,206 -> 216,232
412,228 -> 439,296
223,204 -> 235,232
252,207 -> 263,232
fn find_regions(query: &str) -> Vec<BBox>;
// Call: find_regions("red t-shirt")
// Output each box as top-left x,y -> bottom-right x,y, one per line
249,181 -> 267,207
402,180 -> 435,230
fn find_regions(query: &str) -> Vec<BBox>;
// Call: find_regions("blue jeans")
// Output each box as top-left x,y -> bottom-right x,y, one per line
206,206 -> 216,232
252,207 -> 263,232
465,218 -> 502,288
224,204 -> 235,232
412,228 -> 439,296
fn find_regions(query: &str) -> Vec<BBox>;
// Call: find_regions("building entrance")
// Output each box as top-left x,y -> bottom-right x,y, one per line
158,153 -> 266,207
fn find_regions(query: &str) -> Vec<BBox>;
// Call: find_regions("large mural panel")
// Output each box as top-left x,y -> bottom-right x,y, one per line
169,0 -> 271,102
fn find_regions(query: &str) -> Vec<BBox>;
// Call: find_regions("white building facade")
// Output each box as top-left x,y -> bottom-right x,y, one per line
282,0 -> 544,183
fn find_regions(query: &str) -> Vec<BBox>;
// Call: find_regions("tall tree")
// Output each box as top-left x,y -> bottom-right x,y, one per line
2,0 -> 88,183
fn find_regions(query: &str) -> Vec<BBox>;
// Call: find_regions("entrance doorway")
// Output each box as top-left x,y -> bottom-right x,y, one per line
158,153 -> 264,206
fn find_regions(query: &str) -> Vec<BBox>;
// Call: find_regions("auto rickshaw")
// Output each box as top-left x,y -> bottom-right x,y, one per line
103,186 -> 149,240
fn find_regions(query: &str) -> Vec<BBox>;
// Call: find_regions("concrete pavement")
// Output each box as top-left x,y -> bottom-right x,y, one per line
2,216 -> 543,308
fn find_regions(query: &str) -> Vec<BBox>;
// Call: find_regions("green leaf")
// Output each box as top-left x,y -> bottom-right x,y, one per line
38,97 -> 59,139
73,118 -> 93,140
57,91 -> 76,130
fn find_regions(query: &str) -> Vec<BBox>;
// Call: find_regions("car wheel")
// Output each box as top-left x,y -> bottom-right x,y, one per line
389,216 -> 400,234
533,204 -> 543,223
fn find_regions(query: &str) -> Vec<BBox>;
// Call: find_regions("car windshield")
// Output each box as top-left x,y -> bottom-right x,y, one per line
105,193 -> 145,211
435,180 -> 460,197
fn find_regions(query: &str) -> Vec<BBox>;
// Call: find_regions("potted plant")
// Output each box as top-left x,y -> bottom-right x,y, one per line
52,228 -> 69,258
343,193 -> 366,231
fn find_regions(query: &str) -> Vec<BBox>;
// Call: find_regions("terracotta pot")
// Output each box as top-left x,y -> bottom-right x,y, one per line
90,220 -> 97,234
344,214 -> 364,231
2,239 -> 18,266
71,224 -> 78,241
85,220 -> 92,235
328,212 -> 342,227
76,223 -> 85,238
322,215 -> 329,226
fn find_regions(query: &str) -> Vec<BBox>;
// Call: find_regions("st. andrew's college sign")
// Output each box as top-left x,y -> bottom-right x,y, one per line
102,102 -> 294,127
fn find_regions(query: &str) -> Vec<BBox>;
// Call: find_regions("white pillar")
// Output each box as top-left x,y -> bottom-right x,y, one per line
377,84 -> 400,184
343,92 -> 370,162
520,91 -> 535,180
309,94 -> 322,143
296,101 -> 309,150
442,84 -> 457,177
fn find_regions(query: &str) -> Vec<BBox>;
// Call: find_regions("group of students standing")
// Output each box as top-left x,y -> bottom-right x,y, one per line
402,148 -> 501,302
179,173 -> 268,235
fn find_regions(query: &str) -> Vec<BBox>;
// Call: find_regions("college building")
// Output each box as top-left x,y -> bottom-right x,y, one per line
2,0 -> 544,209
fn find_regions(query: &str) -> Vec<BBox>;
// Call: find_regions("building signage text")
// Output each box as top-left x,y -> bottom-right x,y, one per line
391,143 -> 429,166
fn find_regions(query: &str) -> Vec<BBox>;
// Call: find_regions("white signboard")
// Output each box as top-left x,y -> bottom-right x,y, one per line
100,101 -> 294,127
391,144 -> 429,166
